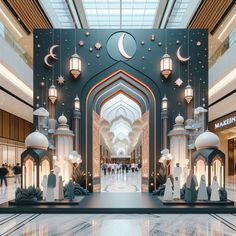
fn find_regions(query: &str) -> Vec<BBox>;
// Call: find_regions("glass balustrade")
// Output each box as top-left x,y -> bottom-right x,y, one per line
0,21 -> 33,68
209,28 -> 236,68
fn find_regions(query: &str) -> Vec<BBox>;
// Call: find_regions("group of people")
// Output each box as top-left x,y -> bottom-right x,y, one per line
164,163 -> 221,202
101,162 -> 141,175
0,163 -> 21,187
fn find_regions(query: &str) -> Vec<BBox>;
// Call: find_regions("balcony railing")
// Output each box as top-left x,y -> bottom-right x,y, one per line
209,28 -> 236,68
0,22 -> 33,68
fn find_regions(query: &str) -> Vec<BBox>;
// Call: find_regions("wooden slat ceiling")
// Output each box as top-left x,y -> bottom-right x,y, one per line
189,0 -> 234,34
5,0 -> 51,33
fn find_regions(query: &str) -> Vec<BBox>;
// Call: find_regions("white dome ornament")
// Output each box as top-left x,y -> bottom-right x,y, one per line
58,113 -> 68,125
25,130 -> 48,150
195,130 -> 220,150
175,113 -> 184,125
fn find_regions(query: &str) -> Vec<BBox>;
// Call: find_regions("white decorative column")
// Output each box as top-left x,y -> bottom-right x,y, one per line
54,114 -> 74,183
168,114 -> 189,186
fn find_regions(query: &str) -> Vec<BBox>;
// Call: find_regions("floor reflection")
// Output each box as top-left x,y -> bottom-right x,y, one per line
101,169 -> 141,192
0,213 -> 235,236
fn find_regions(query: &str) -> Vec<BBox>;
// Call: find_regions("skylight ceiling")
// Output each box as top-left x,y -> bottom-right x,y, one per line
166,0 -> 191,28
82,0 -> 160,29
39,0 -> 79,28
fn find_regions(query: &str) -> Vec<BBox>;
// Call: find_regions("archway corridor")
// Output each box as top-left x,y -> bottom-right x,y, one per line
99,93 -> 143,192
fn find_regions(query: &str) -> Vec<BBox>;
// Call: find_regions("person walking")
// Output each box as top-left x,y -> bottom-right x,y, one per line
0,164 -> 9,187
12,163 -> 21,185
102,163 -> 107,176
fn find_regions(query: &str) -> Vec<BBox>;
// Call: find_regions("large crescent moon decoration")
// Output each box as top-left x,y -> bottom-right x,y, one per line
44,45 -> 59,67
176,45 -> 190,62
118,33 -> 132,59
50,45 -> 59,59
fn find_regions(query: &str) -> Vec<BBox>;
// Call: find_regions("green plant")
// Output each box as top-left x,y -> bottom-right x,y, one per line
15,186 -> 42,201
64,182 -> 89,196
72,166 -> 86,188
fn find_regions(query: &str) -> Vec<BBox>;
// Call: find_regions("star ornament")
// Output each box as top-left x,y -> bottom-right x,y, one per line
95,42 -> 102,50
175,78 -> 183,87
57,75 -> 65,85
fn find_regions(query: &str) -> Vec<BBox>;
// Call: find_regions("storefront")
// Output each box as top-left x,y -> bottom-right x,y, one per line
0,109 -> 32,175
209,111 -> 236,176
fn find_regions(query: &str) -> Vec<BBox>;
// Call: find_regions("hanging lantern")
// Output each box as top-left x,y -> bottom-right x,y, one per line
160,48 -> 172,79
162,95 -> 168,111
69,48 -> 81,78
48,81 -> 57,104
74,95 -> 80,110
185,83 -> 193,103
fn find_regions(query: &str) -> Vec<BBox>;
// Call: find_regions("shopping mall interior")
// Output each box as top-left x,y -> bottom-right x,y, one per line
0,0 -> 236,235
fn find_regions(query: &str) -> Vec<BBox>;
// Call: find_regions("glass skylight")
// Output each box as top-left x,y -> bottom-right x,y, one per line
39,0 -> 76,28
82,0 -> 160,28
166,0 -> 191,28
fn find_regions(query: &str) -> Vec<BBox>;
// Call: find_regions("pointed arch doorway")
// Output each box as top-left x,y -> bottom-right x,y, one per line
99,92 -> 146,192
83,69 -> 160,192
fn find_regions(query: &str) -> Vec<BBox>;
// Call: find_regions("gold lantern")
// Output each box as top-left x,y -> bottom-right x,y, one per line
160,48 -> 172,79
48,81 -> 57,104
185,83 -> 193,103
74,95 -> 80,110
69,48 -> 81,78
162,95 -> 168,111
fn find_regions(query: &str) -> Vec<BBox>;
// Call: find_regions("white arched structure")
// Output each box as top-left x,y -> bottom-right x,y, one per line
100,93 -> 142,156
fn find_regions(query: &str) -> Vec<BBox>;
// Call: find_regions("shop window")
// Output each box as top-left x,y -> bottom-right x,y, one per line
228,138 -> 235,176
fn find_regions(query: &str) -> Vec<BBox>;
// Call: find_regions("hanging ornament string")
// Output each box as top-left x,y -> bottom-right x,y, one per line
60,29 -> 62,76
52,29 -> 54,86
120,0 -> 122,29
165,28 -> 167,54
188,29 -> 194,109
57,30 -> 65,85
187,30 -> 190,85
179,57 -> 180,79
74,27 -> 76,54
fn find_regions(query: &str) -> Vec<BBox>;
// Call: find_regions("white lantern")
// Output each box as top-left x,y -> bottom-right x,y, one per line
162,95 -> 168,111
69,49 -> 81,78
185,84 -> 193,103
160,49 -> 172,79
74,95 -> 80,110
48,82 -> 57,104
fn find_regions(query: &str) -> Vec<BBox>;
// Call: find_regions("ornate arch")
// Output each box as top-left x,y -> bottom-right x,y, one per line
81,67 -> 161,192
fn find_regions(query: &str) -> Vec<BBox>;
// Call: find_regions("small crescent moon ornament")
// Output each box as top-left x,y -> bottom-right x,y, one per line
44,54 -> 53,67
49,45 -> 59,59
118,33 -> 132,59
176,45 -> 190,62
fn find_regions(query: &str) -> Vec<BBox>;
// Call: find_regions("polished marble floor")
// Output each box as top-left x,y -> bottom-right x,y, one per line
0,213 -> 236,235
0,176 -> 236,235
101,170 -> 141,192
